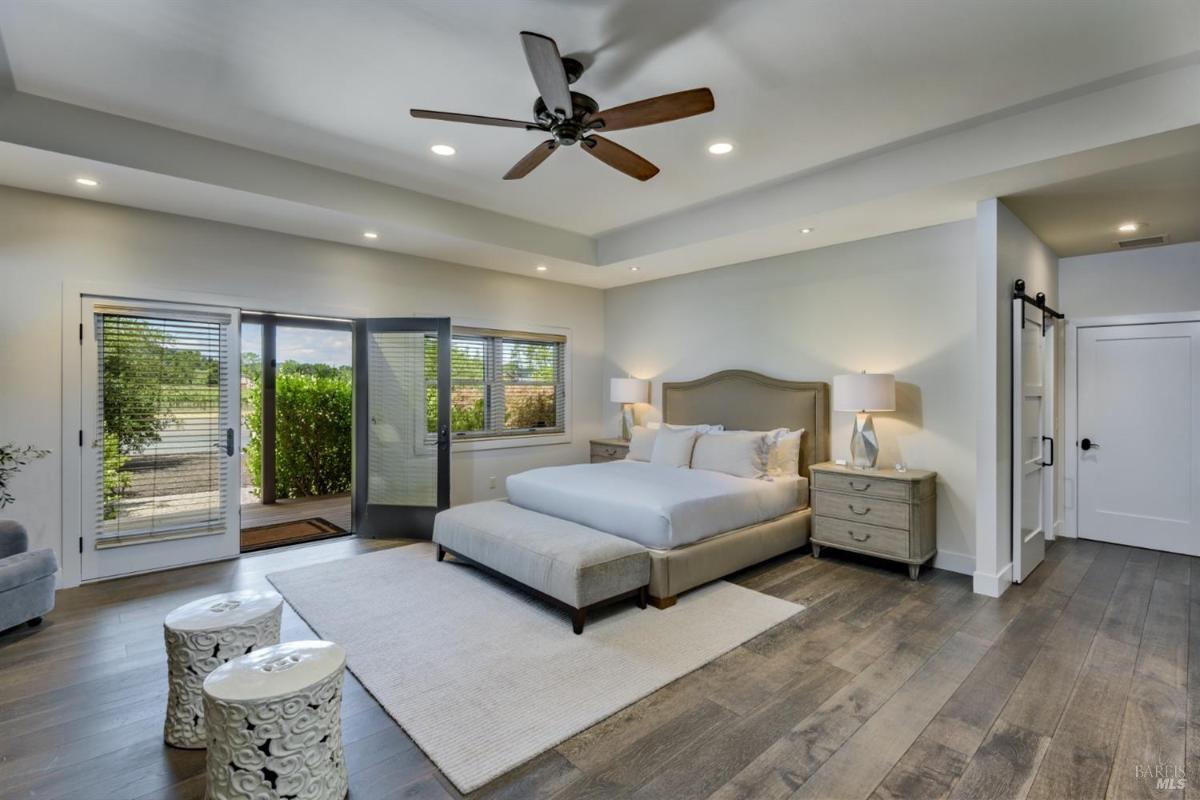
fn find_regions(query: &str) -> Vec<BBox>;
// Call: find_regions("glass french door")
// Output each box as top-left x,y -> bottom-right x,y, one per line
81,298 -> 241,579
353,318 -> 451,538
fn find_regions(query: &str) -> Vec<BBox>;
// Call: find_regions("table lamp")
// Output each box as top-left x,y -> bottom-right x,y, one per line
833,372 -> 895,468
610,378 -> 649,441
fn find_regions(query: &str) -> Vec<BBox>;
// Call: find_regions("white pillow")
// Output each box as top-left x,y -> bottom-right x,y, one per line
691,430 -> 772,478
653,422 -> 724,433
650,426 -> 701,468
768,428 -> 805,477
626,426 -> 656,461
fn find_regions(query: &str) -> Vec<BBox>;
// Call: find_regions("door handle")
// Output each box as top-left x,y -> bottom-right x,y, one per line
226,428 -> 235,457
437,425 -> 450,450
1080,437 -> 1099,451
1041,436 -> 1054,467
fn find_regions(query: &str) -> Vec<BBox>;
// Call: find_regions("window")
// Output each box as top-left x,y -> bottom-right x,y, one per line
427,327 -> 566,440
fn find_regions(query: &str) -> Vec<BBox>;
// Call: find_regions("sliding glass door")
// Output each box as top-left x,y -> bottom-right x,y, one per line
81,298 -> 241,579
353,318 -> 451,538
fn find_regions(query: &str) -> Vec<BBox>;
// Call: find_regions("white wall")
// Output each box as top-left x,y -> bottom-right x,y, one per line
1060,241 -> 1200,319
604,221 -> 978,574
973,199 -> 1059,596
0,186 -> 605,576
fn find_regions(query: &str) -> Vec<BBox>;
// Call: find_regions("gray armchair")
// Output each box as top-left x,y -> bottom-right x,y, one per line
0,521 -> 57,633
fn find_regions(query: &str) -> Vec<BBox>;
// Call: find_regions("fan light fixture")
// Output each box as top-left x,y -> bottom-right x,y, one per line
75,177 -> 99,187
431,144 -> 456,156
707,142 -> 733,155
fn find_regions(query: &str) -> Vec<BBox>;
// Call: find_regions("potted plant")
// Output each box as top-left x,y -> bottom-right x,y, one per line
0,443 -> 50,510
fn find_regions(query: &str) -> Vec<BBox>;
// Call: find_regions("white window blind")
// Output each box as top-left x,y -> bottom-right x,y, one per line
444,327 -> 566,440
94,311 -> 231,545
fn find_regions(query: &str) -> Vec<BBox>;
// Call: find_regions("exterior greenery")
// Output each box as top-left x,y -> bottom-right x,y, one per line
243,361 -> 352,499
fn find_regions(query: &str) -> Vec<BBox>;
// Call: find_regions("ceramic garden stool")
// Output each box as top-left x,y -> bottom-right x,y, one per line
202,640 -> 349,800
163,589 -> 283,749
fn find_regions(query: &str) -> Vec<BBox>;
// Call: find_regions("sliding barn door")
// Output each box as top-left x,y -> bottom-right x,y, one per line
1012,298 -> 1050,583
81,298 -> 241,579
353,318 -> 451,538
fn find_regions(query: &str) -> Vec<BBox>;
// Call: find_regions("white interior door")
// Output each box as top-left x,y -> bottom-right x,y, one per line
1013,299 -> 1047,582
1077,321 -> 1200,555
81,298 -> 241,579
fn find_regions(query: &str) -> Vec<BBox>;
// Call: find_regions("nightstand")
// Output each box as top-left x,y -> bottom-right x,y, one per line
590,438 -> 630,463
809,462 -> 937,580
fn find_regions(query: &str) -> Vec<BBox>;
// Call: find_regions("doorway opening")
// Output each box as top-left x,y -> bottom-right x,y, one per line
240,314 -> 353,552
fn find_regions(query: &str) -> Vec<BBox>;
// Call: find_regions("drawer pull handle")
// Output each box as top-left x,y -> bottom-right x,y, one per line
849,530 -> 871,543
848,504 -> 871,516
849,481 -> 872,492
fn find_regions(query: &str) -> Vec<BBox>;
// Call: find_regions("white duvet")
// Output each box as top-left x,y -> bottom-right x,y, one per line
505,460 -> 808,550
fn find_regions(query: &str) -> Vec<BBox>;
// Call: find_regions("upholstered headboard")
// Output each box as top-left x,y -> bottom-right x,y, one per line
661,370 -> 830,477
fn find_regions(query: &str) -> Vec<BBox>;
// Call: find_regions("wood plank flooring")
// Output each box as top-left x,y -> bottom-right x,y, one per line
0,536 -> 1192,799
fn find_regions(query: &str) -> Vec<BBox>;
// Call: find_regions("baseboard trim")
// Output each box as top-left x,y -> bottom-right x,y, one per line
932,549 -> 974,576
973,561 -> 1013,597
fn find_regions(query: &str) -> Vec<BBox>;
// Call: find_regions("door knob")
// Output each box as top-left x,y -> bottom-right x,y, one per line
1080,437 -> 1099,451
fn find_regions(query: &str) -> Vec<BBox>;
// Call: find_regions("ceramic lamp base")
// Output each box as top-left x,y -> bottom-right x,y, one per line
620,404 -> 634,441
850,412 -> 880,468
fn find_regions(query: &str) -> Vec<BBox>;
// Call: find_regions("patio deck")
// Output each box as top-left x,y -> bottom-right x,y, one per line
240,492 -> 352,534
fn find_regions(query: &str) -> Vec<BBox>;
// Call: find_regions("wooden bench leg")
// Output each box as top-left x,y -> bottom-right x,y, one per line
436,544 -> 445,562
637,586 -> 647,610
649,594 -> 677,610
571,608 -> 586,635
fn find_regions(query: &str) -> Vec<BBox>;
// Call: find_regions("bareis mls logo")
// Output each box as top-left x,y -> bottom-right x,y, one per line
1134,763 -> 1186,791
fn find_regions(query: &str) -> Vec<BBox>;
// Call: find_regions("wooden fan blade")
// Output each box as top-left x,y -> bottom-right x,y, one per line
504,140 -> 559,180
410,109 -> 542,130
520,31 -> 573,118
588,88 -> 715,132
582,135 -> 660,181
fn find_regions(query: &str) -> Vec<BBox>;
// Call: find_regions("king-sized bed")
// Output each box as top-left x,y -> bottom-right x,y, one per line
508,370 -> 829,606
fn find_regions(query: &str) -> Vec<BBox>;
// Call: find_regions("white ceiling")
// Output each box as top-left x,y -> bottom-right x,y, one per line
2,0 -> 1197,237
1003,149 -> 1200,257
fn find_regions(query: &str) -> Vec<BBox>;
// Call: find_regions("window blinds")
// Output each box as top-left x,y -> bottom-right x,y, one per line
448,327 -> 566,439
94,312 -> 231,545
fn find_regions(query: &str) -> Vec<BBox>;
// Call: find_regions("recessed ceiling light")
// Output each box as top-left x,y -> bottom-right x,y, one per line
1117,222 -> 1141,233
630,266 -> 640,272
363,231 -> 379,240
707,142 -> 733,155
431,144 -> 456,156
800,228 -> 813,234
75,177 -> 99,187
536,265 -> 548,272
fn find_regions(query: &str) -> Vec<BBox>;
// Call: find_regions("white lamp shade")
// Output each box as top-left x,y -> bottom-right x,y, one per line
833,373 -> 895,412
610,377 -> 649,404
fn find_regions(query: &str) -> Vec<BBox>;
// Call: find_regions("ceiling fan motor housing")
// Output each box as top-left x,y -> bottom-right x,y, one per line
534,91 -> 600,145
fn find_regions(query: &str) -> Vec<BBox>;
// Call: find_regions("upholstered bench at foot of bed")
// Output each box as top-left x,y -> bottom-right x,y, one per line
432,500 -> 651,634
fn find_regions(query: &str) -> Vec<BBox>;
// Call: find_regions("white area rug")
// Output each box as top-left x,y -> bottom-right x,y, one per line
267,543 -> 803,792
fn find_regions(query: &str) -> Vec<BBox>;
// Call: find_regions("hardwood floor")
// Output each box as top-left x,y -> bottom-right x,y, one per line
0,536 -> 1191,799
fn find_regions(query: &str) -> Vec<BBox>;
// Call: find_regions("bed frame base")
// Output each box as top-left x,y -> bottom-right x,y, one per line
648,595 -> 677,610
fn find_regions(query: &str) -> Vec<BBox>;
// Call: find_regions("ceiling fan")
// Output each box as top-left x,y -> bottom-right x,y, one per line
411,31 -> 715,181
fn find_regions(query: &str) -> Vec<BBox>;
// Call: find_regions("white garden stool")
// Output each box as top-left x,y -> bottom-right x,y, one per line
163,589 -> 283,749
202,640 -> 349,800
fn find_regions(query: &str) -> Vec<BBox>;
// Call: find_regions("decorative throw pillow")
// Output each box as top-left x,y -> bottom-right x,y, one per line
650,425 -> 701,468
626,425 -> 656,461
691,430 -> 772,478
767,428 -> 805,477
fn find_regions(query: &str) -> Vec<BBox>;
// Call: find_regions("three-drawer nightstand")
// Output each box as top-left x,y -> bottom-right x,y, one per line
809,462 -> 937,580
590,438 -> 630,463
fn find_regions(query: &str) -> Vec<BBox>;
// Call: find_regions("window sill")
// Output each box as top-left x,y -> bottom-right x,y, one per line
451,432 -> 572,452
